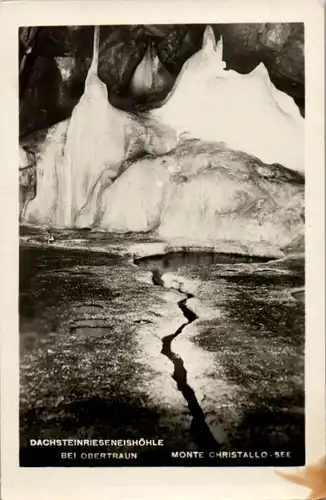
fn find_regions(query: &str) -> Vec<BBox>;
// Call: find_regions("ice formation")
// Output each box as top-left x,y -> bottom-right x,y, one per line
129,42 -> 173,98
151,25 -> 304,174
97,140 -> 304,251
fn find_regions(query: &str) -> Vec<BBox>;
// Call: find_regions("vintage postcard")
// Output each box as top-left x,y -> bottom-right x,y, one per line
0,0 -> 325,499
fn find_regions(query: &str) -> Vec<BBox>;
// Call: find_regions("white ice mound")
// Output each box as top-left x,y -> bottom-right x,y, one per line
151,25 -> 304,174
98,155 -> 172,232
97,139 -> 304,251
56,74 -> 125,226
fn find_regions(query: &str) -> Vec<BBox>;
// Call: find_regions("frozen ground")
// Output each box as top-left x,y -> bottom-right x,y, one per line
19,226 -> 305,466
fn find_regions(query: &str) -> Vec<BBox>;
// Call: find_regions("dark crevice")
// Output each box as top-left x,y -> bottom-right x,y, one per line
161,301 -> 219,450
178,297 -> 197,323
75,303 -> 104,309
135,256 -> 220,450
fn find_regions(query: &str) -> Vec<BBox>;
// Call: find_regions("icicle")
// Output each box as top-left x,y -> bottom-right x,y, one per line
150,43 -> 174,94
88,26 -> 100,76
202,25 -> 216,51
129,44 -> 154,97
215,35 -> 226,72
129,41 -> 174,99
93,25 -> 100,70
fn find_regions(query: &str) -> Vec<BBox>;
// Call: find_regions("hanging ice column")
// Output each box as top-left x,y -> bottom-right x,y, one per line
151,26 -> 305,174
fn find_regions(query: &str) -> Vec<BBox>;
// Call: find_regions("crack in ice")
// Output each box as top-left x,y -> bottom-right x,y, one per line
136,259 -> 220,450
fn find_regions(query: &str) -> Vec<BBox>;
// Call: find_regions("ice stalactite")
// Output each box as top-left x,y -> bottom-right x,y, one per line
128,42 -> 174,99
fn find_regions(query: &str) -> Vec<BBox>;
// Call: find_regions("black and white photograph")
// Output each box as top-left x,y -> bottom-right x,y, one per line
18,22 -> 306,468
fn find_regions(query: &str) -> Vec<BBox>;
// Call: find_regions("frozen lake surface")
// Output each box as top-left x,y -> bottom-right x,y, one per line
19,229 -> 305,467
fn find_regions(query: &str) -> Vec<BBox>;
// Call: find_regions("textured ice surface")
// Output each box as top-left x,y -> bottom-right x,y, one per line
98,140 -> 304,253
